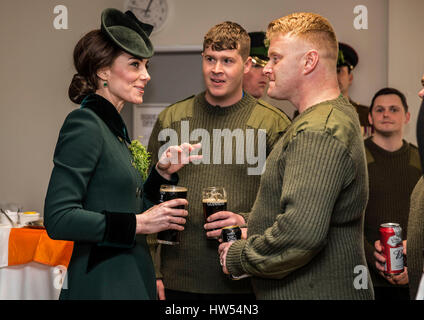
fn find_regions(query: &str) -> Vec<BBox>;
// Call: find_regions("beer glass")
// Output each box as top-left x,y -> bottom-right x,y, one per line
157,185 -> 188,245
202,186 -> 227,239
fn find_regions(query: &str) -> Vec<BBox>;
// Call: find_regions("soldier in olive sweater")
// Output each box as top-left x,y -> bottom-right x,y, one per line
148,21 -> 291,300
408,79 -> 424,299
406,177 -> 424,299
219,12 -> 374,300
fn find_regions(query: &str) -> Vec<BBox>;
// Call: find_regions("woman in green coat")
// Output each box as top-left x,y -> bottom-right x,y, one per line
44,8 -> 200,300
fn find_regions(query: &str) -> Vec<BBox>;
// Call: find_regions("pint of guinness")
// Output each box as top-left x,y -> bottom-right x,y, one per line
202,187 -> 227,240
203,199 -> 227,221
157,185 -> 187,245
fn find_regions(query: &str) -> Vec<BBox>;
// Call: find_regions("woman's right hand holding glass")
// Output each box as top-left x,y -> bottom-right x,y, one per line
136,198 -> 188,234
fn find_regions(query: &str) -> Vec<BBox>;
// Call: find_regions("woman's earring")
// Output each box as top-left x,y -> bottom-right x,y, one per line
103,81 -> 108,87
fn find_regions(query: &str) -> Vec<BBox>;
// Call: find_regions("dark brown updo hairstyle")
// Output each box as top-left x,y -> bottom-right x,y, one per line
68,30 -> 122,104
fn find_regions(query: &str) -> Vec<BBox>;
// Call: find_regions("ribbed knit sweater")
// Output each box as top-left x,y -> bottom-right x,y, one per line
407,177 -> 424,299
363,138 -> 421,289
226,95 -> 374,299
147,92 -> 291,294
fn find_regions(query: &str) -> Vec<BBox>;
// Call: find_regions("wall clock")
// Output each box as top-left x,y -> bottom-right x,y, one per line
124,0 -> 169,34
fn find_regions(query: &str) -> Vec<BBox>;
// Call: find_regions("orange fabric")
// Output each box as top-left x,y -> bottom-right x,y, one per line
34,232 -> 73,267
8,228 -> 73,267
8,228 -> 41,266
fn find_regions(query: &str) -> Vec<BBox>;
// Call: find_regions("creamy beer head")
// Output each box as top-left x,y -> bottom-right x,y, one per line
202,186 -> 227,220
160,185 -> 188,193
202,198 -> 227,204
159,185 -> 188,204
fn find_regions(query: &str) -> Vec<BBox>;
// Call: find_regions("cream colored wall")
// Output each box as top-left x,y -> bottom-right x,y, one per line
154,0 -> 388,117
0,0 -> 388,213
388,0 -> 424,145
0,0 -> 125,213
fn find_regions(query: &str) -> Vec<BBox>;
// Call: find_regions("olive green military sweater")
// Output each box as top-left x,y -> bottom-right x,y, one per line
226,95 -> 374,300
407,177 -> 424,299
363,138 -> 421,290
147,92 -> 291,294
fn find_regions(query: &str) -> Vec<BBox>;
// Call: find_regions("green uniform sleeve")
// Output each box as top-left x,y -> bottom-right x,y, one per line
226,131 -> 355,279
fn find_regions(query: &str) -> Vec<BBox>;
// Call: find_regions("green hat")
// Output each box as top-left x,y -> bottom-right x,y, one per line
337,42 -> 358,71
101,8 -> 154,59
249,32 -> 269,67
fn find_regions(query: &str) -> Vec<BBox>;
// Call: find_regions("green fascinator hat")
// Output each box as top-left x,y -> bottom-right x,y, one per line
101,8 -> 154,59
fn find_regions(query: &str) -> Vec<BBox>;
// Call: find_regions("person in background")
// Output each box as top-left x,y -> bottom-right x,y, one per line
242,31 -> 270,99
148,21 -> 291,300
219,12 -> 374,300
337,42 -> 373,138
375,75 -> 424,300
44,8 -> 200,300
243,31 -> 290,121
363,87 -> 421,300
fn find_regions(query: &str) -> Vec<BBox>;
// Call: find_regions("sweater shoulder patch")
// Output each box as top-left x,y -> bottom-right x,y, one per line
364,146 -> 375,165
325,105 -> 359,147
247,99 -> 291,133
281,102 -> 358,149
409,143 -> 422,171
157,95 -> 195,128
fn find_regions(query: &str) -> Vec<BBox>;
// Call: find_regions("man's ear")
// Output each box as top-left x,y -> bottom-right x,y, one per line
348,71 -> 354,86
405,111 -> 411,124
244,56 -> 253,74
303,50 -> 319,75
368,112 -> 374,126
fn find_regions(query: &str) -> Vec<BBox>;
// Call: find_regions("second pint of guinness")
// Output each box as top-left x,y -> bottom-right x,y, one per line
157,185 -> 187,245
202,186 -> 227,240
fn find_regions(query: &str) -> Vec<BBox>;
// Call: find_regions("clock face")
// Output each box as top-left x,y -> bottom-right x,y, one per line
125,0 -> 169,34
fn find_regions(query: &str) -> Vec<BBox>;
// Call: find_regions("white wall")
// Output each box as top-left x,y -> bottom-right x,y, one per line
153,0 -> 388,116
0,0 -> 390,213
388,0 -> 424,145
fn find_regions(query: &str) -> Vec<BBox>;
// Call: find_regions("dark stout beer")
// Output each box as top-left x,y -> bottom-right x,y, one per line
202,199 -> 227,221
202,186 -> 227,240
203,199 -> 227,240
157,185 -> 187,245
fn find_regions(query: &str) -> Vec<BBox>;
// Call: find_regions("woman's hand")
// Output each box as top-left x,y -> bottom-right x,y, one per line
156,143 -> 202,180
136,198 -> 188,234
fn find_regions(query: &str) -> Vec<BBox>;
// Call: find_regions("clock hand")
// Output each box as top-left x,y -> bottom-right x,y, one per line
144,0 -> 154,16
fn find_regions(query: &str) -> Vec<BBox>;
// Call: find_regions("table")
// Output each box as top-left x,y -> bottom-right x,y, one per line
0,226 -> 73,300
